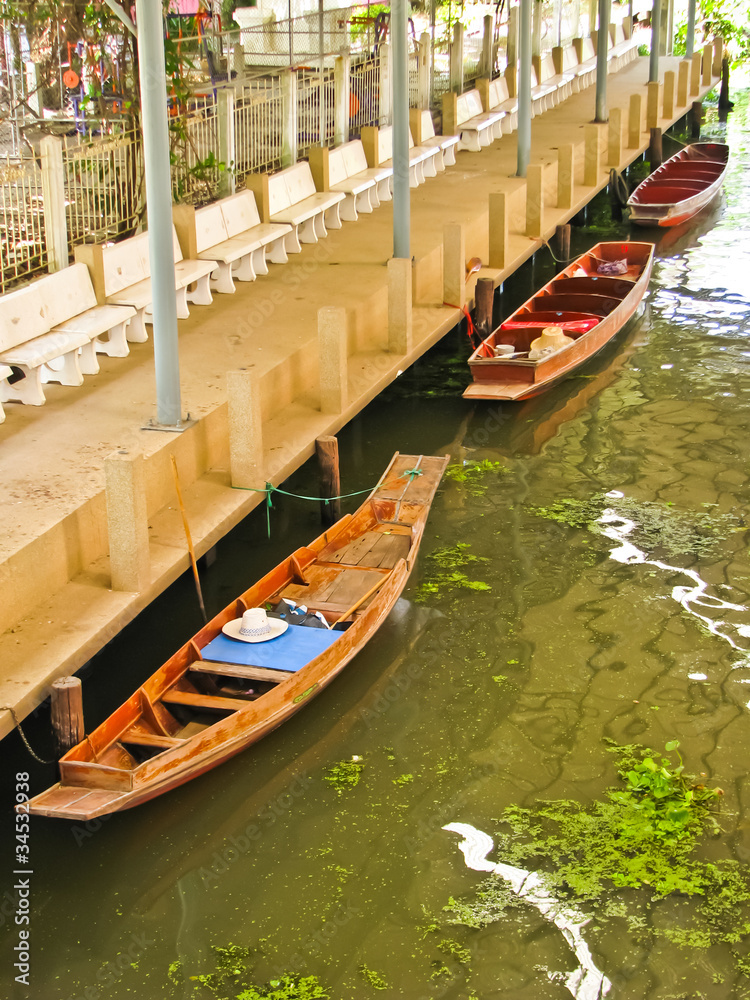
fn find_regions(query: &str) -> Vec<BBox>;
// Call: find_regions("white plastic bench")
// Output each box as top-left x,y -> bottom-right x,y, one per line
0,364 -> 11,421
534,53 -> 575,105
455,90 -> 506,152
364,125 -> 441,187
76,229 -> 215,343
174,191 -> 293,295
409,109 -> 460,169
485,77 -> 518,134
0,264 -> 135,406
573,37 -> 600,89
609,23 -> 640,72
555,44 -> 589,93
327,140 -> 392,221
267,162 -> 345,250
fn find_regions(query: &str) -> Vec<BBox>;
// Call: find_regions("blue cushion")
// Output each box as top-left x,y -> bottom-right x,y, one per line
201,622 -> 341,673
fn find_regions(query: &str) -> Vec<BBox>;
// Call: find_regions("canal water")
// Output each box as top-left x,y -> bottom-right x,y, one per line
3,92 -> 750,1000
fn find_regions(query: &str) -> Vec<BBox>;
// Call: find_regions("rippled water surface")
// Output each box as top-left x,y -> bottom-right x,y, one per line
4,94 -> 750,1000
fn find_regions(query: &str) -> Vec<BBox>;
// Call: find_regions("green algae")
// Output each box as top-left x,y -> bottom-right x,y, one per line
236,976 -> 328,1000
358,964 -> 389,989
444,459 -> 508,496
415,543 -> 491,602
322,755 -> 364,795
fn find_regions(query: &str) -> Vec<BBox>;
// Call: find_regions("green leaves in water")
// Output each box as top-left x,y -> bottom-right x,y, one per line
529,494 -> 741,560
444,459 -> 508,497
443,741 -> 750,973
322,755 -> 364,795
168,946 -> 328,999
415,542 -> 491,602
236,977 -> 328,999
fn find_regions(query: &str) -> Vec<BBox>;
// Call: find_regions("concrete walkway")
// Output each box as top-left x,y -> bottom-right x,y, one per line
0,56 -> 719,738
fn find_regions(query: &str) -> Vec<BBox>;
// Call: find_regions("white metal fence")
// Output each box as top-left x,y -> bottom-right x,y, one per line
235,76 -> 284,179
0,156 -> 46,294
350,48 -> 385,133
297,66 -> 336,157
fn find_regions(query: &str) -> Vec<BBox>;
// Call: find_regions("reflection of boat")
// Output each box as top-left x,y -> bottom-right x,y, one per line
463,242 -> 655,402
627,143 -> 729,228
26,452 -> 448,820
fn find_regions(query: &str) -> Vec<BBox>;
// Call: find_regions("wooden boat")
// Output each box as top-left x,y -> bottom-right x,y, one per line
26,453 -> 448,820
627,142 -> 729,227
463,241 -> 655,402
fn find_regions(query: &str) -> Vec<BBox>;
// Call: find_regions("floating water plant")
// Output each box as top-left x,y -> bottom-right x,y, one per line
323,755 -> 364,795
358,964 -> 389,989
415,543 -> 491,602
236,975 -> 329,999
444,460 -> 508,496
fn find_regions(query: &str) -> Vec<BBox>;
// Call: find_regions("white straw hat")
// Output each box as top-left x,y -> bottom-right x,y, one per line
222,607 -> 289,643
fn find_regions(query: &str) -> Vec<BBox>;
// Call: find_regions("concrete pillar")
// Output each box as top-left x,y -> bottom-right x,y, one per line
318,307 -> 348,414
482,14 -> 493,76
388,257 -> 413,354
334,51 -> 350,146
702,42 -> 713,86
40,135 -> 68,273
517,0 -> 532,178
584,123 -> 601,187
218,88 -> 236,198
607,107 -> 622,166
526,163 -> 544,238
450,22 -> 464,94
308,145 -> 329,190
690,51 -> 701,95
713,36 -> 723,76
507,5 -> 518,68
105,449 -> 150,593
443,223 -> 465,308
594,0 -> 610,123
488,192 -> 508,269
532,0 -> 543,58
677,59 -> 689,106
281,67 -> 298,167
379,43 -> 392,123
628,92 -> 643,148
418,32 -> 431,108
647,81 -> 661,128
663,69 -> 675,118
227,369 -> 264,488
442,92 -> 458,136
557,144 -> 574,209
231,43 -> 245,81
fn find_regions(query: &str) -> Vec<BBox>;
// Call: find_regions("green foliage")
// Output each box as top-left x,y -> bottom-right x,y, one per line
358,965 -> 389,990
323,755 -> 364,795
237,975 -> 329,1000
673,0 -> 750,66
437,938 -> 472,964
415,543 -> 491,602
444,459 -> 508,496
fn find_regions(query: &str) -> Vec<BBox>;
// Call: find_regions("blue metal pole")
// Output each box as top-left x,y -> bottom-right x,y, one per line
649,0 -> 662,82
595,0 -> 610,122
135,0 -> 181,426
392,0 -> 410,258
517,0 -> 532,178
685,0 -> 696,58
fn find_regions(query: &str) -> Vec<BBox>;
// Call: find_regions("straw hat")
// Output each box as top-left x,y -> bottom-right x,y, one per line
222,607 -> 289,643
530,325 -> 573,353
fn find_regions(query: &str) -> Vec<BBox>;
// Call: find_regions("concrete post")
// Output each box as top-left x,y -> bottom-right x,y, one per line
379,43 -> 392,124
318,307 -> 348,414
531,0 -> 543,58
418,32 -> 431,108
281,68 -> 298,167
595,0 -> 610,123
442,92 -> 458,136
649,0 -> 661,82
607,107 -> 622,166
557,144 -> 574,209
713,36 -> 723,76
388,257 -> 413,354
702,42 -> 713,86
628,92 -> 643,147
334,51 -> 351,146
105,449 -> 150,593
677,59 -> 689,105
584,123 -> 601,186
218,88 -> 236,198
482,14 -> 493,77
25,62 -> 41,116
517,0 -> 532,178
690,51 -> 701,95
392,0 -> 411,259
450,22 -> 464,94
40,135 -> 68,273
526,164 -> 544,238
685,0 -> 696,57
488,192 -> 508,269
231,43 -> 245,82
443,223 -> 465,308
663,69 -> 675,118
227,369 -> 264,488
507,5 -> 518,68
647,80 -> 661,128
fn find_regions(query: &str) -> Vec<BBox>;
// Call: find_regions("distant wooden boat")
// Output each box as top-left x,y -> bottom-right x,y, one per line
627,142 -> 729,228
463,241 -> 655,402
26,453 -> 448,820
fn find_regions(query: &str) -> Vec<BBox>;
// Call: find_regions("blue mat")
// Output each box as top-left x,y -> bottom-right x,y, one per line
201,623 -> 341,673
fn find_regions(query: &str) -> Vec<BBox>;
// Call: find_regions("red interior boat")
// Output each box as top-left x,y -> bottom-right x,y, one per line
627,142 -> 729,227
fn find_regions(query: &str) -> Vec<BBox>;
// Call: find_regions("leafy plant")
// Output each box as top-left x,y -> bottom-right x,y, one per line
358,964 -> 389,989
237,975 -> 329,999
444,459 -> 508,496
415,543 -> 491,602
323,755 -> 364,795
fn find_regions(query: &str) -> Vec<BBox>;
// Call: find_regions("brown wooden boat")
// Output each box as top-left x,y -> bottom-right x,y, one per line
627,142 -> 729,228
26,453 -> 448,820
463,241 -> 655,402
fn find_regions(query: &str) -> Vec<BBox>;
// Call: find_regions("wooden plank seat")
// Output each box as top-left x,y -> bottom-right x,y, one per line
192,661 -> 294,683
361,124 -> 441,187
0,263 -> 136,407
281,564 -> 388,611
173,190 -> 293,294
161,689 -> 252,712
75,227 -> 215,343
455,89 -> 506,152
321,529 -> 412,568
530,292 -> 624,315
267,162 -> 345,251
552,276 -> 635,297
409,109 -> 460,169
120,728 -> 186,749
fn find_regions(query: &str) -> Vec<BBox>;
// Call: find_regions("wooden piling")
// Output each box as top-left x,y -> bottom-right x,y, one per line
649,128 -> 663,172
554,224 -> 571,271
690,101 -> 702,139
474,277 -> 495,339
51,677 -> 84,756
315,435 -> 341,525
719,57 -> 732,110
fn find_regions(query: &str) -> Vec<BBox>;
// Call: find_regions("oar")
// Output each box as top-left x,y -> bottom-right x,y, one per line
330,567 -> 397,629
170,454 -> 208,623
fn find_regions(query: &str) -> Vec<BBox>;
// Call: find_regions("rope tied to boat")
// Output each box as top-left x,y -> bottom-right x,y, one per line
0,705 -> 53,764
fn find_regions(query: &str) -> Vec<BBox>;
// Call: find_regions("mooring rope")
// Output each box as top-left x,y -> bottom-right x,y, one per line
0,706 -> 53,764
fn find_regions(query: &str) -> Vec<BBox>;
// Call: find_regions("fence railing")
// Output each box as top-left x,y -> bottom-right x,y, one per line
350,48 -> 385,133
235,76 -> 284,180
0,156 -> 47,294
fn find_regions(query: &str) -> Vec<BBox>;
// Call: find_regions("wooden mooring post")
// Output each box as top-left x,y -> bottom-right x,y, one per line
690,101 -> 703,138
719,57 -> 733,111
649,128 -> 663,172
316,435 -> 341,526
51,676 -> 84,756
474,277 -> 495,340
554,224 -> 571,271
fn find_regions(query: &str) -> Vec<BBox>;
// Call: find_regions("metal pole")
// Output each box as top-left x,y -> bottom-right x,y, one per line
517,0 -> 531,178
318,0 -> 325,144
134,0 -> 181,426
649,0 -> 661,82
392,0 -> 410,258
594,0 -> 609,122
685,0 -> 696,58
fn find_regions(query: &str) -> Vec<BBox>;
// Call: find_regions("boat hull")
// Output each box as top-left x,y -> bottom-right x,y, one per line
627,142 -> 729,228
464,241 -> 655,402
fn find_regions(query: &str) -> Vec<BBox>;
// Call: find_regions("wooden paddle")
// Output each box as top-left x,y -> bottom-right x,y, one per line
331,567 -> 397,628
